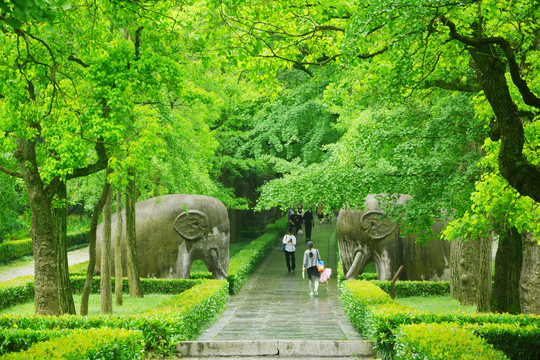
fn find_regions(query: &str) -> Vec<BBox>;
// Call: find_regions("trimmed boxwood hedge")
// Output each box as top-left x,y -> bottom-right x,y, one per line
1,328 -> 145,360
394,323 -> 508,360
0,230 -> 90,264
0,279 -> 228,356
340,279 -> 540,359
373,280 -> 450,297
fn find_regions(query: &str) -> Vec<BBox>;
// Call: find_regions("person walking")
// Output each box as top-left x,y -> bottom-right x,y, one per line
303,241 -> 321,296
289,209 -> 303,237
303,208 -> 314,242
283,228 -> 297,273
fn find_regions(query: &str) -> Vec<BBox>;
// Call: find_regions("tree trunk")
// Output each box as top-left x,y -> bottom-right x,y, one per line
450,237 -> 481,305
100,184 -> 113,314
14,138 -> 59,316
492,226 -> 522,313
125,170 -> 143,297
467,42 -> 540,202
115,191 -> 123,306
52,180 -> 76,315
477,233 -> 492,313
449,239 -> 462,300
80,170 -> 111,316
520,231 -> 540,314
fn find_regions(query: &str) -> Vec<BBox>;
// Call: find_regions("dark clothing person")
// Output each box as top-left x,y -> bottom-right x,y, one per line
303,210 -> 314,241
289,211 -> 303,237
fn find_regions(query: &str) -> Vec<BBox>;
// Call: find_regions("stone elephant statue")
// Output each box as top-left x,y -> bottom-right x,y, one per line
96,194 -> 229,280
337,195 -> 450,281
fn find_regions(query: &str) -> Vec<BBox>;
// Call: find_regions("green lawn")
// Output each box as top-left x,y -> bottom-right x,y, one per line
1,293 -> 174,316
395,296 -> 477,314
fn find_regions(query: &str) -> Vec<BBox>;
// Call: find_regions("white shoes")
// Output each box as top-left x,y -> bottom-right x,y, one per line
314,290 -> 318,296
309,292 -> 314,296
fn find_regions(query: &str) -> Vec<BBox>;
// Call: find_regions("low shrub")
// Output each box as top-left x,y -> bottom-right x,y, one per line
0,230 -> 90,265
0,276 -> 34,311
0,240 -> 33,264
468,323 -> 540,360
394,323 -> 508,360
339,279 -> 540,358
1,328 -> 145,360
373,280 -> 450,297
0,329 -> 70,355
0,279 -> 228,356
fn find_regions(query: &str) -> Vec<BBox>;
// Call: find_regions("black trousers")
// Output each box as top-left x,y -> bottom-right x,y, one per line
285,250 -> 296,271
305,223 -> 312,241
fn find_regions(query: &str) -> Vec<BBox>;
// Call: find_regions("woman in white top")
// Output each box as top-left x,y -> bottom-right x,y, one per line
302,241 -> 321,296
282,228 -> 297,272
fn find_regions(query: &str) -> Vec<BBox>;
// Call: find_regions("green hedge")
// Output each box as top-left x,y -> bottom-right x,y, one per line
191,217 -> 287,294
394,323 -> 508,360
1,328 -> 145,360
339,280 -> 540,359
373,280 -> 450,297
0,279 -> 228,356
0,329 -> 69,355
0,275 -> 201,311
0,230 -> 90,264
0,276 -> 35,311
468,323 -> 540,360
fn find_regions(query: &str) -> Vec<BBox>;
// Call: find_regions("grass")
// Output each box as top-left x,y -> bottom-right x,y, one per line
395,295 -> 477,314
1,293 -> 174,316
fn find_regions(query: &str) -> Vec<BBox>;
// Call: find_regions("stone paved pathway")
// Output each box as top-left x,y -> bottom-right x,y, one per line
198,223 -> 362,341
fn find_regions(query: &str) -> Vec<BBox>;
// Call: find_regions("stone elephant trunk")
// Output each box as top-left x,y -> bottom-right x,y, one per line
96,194 -> 230,280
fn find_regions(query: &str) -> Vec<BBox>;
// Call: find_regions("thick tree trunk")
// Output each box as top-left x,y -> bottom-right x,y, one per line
52,181 -> 76,315
115,191 -> 123,306
100,185 -> 113,314
467,43 -> 540,202
492,227 -> 522,313
477,233 -> 492,313
14,138 -> 59,316
80,170 -> 111,316
450,236 -> 489,306
520,232 -> 540,314
125,170 -> 143,297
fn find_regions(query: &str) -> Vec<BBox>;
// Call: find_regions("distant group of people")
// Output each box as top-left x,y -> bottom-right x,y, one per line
282,203 -> 331,296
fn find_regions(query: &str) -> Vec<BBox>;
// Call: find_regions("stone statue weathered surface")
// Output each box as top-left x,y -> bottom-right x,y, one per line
337,194 -> 450,281
96,194 -> 229,280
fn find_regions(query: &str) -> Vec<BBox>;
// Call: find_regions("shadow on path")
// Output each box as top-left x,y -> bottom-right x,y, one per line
198,223 -> 362,341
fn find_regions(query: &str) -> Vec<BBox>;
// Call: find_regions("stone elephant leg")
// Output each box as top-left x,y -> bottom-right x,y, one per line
345,245 -> 372,280
175,242 -> 191,279
208,247 -> 228,280
373,250 -> 392,280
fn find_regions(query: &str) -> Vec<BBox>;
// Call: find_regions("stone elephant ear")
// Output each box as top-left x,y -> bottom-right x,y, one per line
360,210 -> 398,240
173,210 -> 210,241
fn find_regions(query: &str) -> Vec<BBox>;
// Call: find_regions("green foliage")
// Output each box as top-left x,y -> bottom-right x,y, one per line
339,279 -> 540,358
1,328 -> 145,360
394,323 -> 508,360
0,276 -> 34,311
0,280 -> 228,356
396,296 -> 476,314
0,328 -> 69,356
0,240 -> 33,265
0,229 -> 89,264
468,323 -> 540,360
373,280 -> 450,297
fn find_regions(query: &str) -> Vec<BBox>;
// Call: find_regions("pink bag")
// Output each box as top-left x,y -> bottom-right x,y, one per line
320,268 -> 332,283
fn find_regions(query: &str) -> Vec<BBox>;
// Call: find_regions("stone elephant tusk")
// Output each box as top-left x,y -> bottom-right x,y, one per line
345,250 -> 364,280
210,247 -> 227,279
